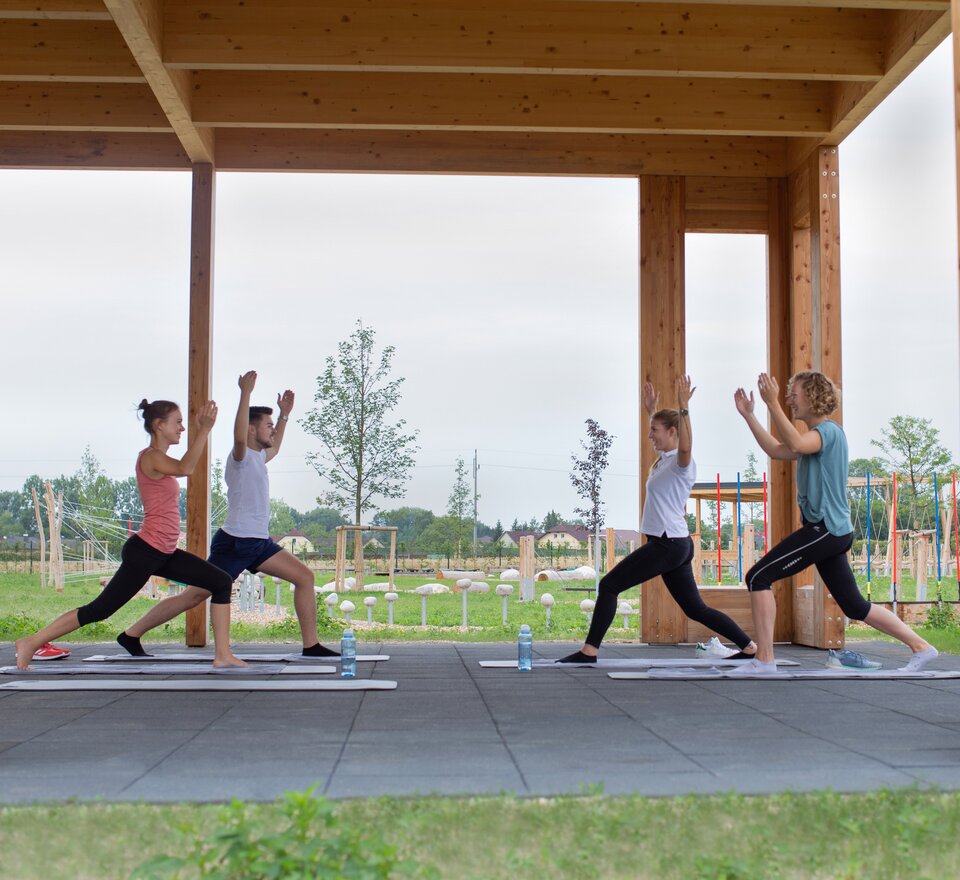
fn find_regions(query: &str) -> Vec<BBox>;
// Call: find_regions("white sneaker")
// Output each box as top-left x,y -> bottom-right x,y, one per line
695,636 -> 737,659
724,658 -> 781,677
897,647 -> 939,674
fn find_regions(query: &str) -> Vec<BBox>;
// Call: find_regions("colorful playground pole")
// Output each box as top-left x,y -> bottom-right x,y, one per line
716,473 -> 722,585
892,472 -> 898,614
934,473 -> 943,604
953,473 -> 959,594
736,471 -> 743,584
866,472 -> 872,602
762,471 -> 768,554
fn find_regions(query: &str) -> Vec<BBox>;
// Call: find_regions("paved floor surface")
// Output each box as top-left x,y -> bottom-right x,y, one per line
1,639 -> 958,803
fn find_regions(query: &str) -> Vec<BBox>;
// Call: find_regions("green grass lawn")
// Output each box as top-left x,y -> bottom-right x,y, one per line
0,571 -> 627,644
3,789 -> 960,879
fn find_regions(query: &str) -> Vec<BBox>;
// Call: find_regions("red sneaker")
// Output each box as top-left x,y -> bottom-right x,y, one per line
32,643 -> 71,661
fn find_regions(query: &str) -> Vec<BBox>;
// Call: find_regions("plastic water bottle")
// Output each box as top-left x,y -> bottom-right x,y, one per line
340,628 -> 357,678
517,624 -> 533,672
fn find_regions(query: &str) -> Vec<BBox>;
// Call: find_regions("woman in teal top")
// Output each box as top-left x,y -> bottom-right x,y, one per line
732,370 -> 937,675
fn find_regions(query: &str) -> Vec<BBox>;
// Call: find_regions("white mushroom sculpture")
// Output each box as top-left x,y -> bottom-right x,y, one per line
384,591 -> 399,625
415,585 -> 433,626
459,578 -> 471,627
495,584 -> 514,626
580,598 -> 596,623
617,601 -> 632,628
540,592 -> 555,626
324,592 -> 339,619
364,595 -> 377,624
340,599 -> 356,623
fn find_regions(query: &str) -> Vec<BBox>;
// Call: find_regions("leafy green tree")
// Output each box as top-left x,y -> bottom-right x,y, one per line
542,510 -> 563,531
372,506 -> 435,546
871,416 -> 955,529
447,457 -> 470,558
492,519 -> 504,540
210,458 -> 227,529
269,499 -> 298,536
301,321 -> 419,527
112,476 -> 144,529
413,515 -> 462,558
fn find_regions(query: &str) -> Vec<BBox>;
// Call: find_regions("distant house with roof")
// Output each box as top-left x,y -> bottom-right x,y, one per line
272,530 -> 315,554
499,529 -> 540,548
537,524 -> 590,549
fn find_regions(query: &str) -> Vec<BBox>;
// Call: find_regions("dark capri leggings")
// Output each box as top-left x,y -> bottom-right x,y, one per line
76,534 -> 233,627
744,520 -> 871,621
585,534 -> 753,650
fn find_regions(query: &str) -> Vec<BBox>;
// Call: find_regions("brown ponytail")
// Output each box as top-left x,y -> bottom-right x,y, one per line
648,409 -> 681,476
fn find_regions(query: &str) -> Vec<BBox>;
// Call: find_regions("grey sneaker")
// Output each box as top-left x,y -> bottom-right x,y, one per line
898,647 -> 939,674
826,649 -> 882,670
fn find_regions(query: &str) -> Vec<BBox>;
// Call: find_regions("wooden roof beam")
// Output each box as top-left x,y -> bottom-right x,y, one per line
0,19 -> 144,81
192,70 -> 832,137
164,1 -> 887,82
211,128 -> 789,176
104,0 -> 213,162
0,129 -> 190,167
0,81 -> 170,129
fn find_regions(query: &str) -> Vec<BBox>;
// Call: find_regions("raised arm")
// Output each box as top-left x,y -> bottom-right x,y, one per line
143,402 -> 218,477
266,389 -> 294,463
676,375 -> 694,469
642,381 -> 659,417
757,373 -> 822,456
233,371 -> 257,462
734,386 -> 798,461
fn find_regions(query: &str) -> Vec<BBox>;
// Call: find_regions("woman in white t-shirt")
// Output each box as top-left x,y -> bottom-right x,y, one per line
558,376 -> 757,664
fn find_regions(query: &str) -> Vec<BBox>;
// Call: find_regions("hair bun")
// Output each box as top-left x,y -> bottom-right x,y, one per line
138,398 -> 149,410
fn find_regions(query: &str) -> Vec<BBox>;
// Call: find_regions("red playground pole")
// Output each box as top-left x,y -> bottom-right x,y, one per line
716,473 -> 722,584
762,471 -> 768,554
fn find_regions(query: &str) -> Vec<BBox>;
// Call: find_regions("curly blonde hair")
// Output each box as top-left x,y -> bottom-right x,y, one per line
787,371 -> 840,417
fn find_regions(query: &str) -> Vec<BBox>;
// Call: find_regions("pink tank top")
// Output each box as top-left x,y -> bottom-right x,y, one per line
135,449 -> 181,553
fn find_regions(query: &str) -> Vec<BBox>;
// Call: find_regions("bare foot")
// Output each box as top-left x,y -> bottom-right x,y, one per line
14,638 -> 36,671
213,654 -> 249,668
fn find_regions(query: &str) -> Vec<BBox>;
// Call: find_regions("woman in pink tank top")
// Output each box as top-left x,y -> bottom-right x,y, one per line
15,399 -> 246,669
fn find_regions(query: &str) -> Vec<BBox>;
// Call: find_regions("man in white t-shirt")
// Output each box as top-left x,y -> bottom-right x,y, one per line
206,371 -> 336,657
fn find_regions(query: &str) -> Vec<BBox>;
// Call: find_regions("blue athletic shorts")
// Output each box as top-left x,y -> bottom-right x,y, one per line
208,528 -> 283,579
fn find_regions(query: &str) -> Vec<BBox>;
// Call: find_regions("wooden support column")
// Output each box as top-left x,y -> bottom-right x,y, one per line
953,0 -> 960,453
185,163 -> 215,647
639,175 -> 687,644
771,149 -> 845,649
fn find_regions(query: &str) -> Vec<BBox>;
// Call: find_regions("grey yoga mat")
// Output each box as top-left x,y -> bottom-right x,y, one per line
83,653 -> 388,663
1,664 -> 335,676
607,669 -> 960,681
478,658 -> 799,669
0,679 -> 397,692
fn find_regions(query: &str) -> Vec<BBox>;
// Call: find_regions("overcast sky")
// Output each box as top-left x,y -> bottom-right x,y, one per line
2,40 -> 958,531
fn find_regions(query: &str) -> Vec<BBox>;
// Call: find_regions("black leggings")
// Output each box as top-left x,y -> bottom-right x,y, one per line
744,520 -> 871,621
76,534 -> 233,627
585,535 -> 753,650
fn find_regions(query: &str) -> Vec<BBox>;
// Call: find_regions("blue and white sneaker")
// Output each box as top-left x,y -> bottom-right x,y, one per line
826,648 -> 882,670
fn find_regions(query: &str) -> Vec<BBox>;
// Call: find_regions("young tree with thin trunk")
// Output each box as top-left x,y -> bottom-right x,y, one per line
570,419 -> 614,532
301,322 -> 419,550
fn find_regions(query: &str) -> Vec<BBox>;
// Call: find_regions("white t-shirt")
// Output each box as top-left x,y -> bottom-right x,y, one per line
639,449 -> 696,538
222,447 -> 270,539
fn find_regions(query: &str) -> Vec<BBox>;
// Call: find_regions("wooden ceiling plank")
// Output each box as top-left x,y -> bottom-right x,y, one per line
0,1 -> 113,20
103,0 -> 213,161
0,129 -> 189,166
191,70 -> 832,136
0,19 -> 143,81
211,128 -> 788,176
164,1 -> 886,81
0,80 -> 170,129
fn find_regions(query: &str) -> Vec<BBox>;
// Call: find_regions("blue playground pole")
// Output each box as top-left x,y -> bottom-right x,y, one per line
866,473 -> 872,601
935,473 -> 943,604
736,472 -> 743,584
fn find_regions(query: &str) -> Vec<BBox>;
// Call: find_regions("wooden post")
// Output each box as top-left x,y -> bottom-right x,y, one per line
388,528 -> 396,592
953,0 -> 960,441
605,527 -> 616,574
915,534 -> 929,600
519,535 -> 535,601
31,488 -> 46,589
639,175 -> 687,644
185,163 -> 215,647
778,149 -> 845,649
742,523 -> 756,576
